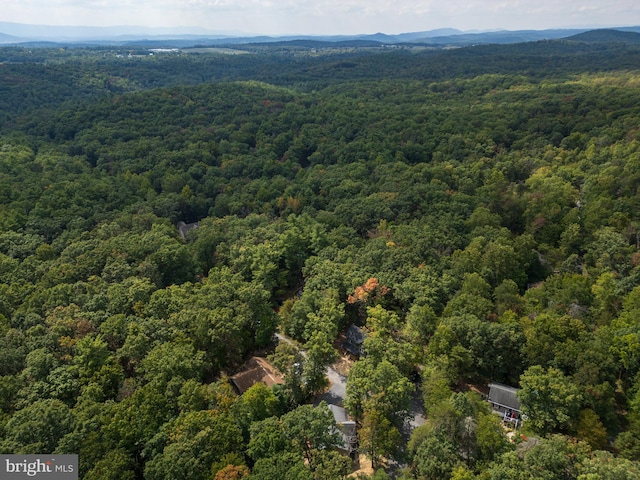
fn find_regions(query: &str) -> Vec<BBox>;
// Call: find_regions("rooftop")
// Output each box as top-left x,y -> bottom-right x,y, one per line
229,356 -> 284,394
488,382 -> 521,412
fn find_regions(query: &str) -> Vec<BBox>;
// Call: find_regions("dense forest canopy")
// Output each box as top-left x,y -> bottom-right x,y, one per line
3,38 -> 640,479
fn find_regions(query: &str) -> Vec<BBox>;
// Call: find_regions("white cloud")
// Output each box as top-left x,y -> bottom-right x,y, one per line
2,0 -> 640,34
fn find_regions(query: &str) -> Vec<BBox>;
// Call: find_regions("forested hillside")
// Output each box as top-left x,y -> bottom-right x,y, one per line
3,40 -> 640,479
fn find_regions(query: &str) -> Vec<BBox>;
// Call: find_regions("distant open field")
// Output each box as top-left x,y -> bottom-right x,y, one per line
182,47 -> 250,54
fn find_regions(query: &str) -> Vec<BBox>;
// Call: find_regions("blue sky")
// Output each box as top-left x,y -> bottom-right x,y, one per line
3,0 -> 640,35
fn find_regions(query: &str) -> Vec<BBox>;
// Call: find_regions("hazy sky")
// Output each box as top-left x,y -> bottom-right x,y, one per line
3,0 -> 640,35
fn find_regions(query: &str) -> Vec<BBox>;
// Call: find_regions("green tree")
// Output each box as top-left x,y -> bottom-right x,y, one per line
422,362 -> 454,417
403,303 -> 438,348
144,411 -> 243,480
247,416 -> 292,462
476,412 -> 510,463
281,402 -> 342,467
363,305 -> 418,374
2,398 -> 74,453
518,365 -> 583,434
577,450 -> 640,479
269,341 -> 306,406
249,452 -> 312,480
302,331 -> 337,396
413,432 -> 460,480
345,357 -> 412,426
234,382 -> 279,428
574,408 -> 608,450
140,340 -> 205,385
359,402 -> 402,469
310,450 -> 350,480
429,314 -> 525,384
83,449 -> 136,480
104,382 -> 174,456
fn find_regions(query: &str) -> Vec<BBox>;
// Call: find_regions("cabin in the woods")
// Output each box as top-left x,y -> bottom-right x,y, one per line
328,404 -> 358,455
229,357 -> 284,395
487,382 -> 522,427
177,221 -> 199,241
342,324 -> 365,358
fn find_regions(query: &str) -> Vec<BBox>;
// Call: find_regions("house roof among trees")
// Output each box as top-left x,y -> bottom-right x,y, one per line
328,404 -> 357,453
177,221 -> 199,241
342,324 -> 366,357
229,357 -> 284,394
345,324 -> 365,345
488,382 -> 521,412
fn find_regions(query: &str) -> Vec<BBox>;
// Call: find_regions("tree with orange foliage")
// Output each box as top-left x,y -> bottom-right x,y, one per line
214,464 -> 249,480
347,277 -> 390,308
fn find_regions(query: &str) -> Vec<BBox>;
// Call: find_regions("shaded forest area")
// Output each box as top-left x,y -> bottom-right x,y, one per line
2,39 -> 640,478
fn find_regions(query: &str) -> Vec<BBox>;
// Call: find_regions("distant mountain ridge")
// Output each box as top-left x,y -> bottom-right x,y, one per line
565,29 -> 640,43
0,22 -> 640,48
411,29 -> 594,45
0,31 -> 20,43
